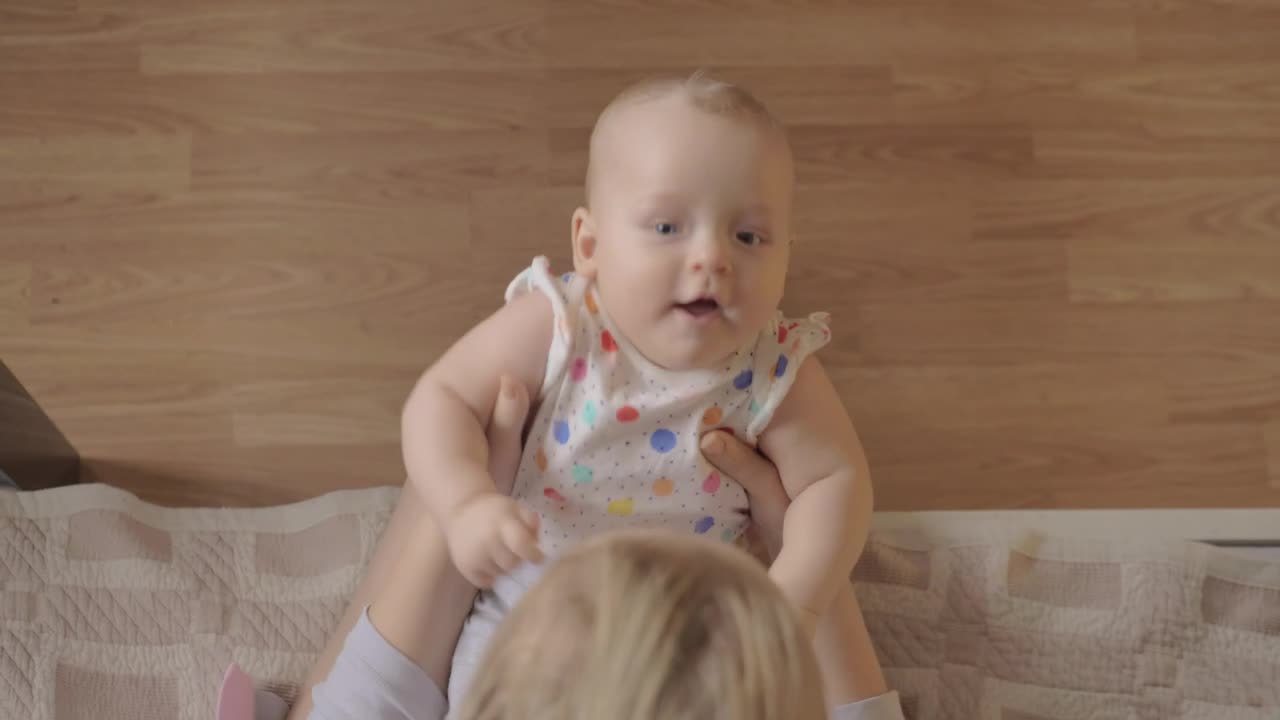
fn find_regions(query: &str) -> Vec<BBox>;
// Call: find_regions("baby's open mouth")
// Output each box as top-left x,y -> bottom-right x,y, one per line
677,299 -> 720,317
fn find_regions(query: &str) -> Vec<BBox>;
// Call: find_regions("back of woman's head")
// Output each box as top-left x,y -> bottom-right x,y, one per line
457,530 -> 827,720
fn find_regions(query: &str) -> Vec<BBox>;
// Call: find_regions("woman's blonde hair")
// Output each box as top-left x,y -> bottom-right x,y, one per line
457,530 -> 826,720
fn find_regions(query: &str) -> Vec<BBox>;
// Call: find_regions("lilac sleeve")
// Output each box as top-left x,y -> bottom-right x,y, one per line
831,691 -> 906,720
307,607 -> 447,720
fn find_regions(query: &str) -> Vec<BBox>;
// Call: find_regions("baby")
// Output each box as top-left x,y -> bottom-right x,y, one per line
403,74 -> 874,710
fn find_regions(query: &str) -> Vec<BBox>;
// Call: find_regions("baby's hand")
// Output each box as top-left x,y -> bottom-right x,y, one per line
446,493 -> 543,588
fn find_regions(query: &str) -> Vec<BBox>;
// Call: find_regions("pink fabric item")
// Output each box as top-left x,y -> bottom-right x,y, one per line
217,663 -> 254,720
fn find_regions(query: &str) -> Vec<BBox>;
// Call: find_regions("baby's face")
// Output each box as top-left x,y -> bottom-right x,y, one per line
577,94 -> 794,371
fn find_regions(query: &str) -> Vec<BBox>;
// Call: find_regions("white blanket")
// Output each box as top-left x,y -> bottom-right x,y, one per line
3,483 -> 1278,719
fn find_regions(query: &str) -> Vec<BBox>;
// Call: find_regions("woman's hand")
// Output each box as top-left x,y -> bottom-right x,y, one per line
485,375 -> 530,496
699,430 -> 790,561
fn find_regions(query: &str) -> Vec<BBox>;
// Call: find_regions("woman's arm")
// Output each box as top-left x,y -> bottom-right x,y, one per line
372,377 -> 532,671
699,427 -> 890,708
290,378 -> 532,719
815,585 -> 890,705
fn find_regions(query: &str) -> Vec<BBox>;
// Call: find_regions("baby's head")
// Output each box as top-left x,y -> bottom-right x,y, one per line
571,74 -> 795,370
458,529 -> 825,720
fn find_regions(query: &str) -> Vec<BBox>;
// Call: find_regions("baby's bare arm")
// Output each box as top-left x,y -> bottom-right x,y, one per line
404,291 -> 552,518
758,357 -> 873,632
402,291 -> 555,583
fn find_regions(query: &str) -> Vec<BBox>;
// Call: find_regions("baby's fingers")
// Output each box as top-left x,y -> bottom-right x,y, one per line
490,541 -> 523,574
503,509 -> 543,565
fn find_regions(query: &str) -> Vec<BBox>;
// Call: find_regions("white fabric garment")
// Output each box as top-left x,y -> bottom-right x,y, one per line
446,256 -> 832,711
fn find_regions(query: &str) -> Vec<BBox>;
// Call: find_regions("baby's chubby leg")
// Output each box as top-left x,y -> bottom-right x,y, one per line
288,377 -> 529,719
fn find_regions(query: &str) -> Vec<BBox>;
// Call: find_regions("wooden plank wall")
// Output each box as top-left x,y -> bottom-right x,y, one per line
1,0 -> 1277,508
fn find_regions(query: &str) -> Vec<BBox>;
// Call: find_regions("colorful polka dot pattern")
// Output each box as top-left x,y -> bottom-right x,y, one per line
650,429 -> 677,453
504,260 -> 830,559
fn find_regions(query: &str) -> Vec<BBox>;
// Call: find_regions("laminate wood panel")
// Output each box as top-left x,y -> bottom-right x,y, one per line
0,2 -> 138,71
1267,419 -> 1280,488
0,264 -> 28,332
2,0 -> 1277,509
137,0 -> 545,75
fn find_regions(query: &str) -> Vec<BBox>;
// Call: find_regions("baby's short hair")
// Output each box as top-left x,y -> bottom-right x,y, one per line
600,70 -> 782,129
585,71 -> 786,203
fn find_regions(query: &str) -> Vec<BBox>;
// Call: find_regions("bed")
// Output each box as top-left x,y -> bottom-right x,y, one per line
2,482 -> 1278,719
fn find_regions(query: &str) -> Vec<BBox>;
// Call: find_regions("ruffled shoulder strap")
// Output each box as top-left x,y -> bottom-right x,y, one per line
744,311 -> 832,439
504,256 -> 583,399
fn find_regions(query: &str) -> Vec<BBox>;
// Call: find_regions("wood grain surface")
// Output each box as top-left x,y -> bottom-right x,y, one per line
2,0 -> 1277,509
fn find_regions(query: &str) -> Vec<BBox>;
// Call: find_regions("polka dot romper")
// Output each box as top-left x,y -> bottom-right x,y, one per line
446,255 -> 833,710
507,256 -> 831,554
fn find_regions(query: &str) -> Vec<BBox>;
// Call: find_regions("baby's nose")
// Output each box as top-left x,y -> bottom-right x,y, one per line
689,258 -> 727,273
688,237 -> 730,274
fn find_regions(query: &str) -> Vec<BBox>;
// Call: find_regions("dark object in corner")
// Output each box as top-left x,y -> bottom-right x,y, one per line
0,360 -> 80,490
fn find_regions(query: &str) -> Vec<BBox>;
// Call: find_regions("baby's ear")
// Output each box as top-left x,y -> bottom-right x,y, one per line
571,207 -> 598,279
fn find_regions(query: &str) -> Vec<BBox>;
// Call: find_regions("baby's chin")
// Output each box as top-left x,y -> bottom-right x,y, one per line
640,328 -> 755,371
646,348 -> 732,372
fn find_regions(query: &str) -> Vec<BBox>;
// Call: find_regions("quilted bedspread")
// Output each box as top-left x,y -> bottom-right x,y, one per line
2,483 -> 1279,720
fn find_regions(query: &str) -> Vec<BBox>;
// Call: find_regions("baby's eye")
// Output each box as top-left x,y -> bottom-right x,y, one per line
736,230 -> 765,246
654,222 -> 679,236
